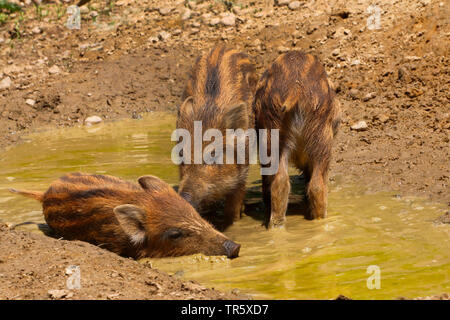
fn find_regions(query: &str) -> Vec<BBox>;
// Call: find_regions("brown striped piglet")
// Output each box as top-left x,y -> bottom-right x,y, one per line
10,172 -> 241,259
177,44 -> 257,227
254,51 -> 341,228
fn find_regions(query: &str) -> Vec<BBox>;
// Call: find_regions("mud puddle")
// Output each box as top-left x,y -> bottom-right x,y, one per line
0,112 -> 448,299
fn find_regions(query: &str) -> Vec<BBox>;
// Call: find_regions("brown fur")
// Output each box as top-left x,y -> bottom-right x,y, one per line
253,51 -> 341,227
177,44 -> 257,226
10,172 -> 240,259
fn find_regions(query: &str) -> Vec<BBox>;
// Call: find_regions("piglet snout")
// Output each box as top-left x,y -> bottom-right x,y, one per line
223,240 -> 241,259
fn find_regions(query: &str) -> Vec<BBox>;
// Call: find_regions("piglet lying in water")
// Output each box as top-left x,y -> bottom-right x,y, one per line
10,172 -> 241,259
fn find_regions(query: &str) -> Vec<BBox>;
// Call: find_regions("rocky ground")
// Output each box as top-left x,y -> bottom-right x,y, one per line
0,0 -> 448,299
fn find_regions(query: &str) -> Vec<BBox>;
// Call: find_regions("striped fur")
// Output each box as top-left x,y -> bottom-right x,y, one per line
11,172 -> 235,259
253,51 -> 341,227
177,44 -> 257,227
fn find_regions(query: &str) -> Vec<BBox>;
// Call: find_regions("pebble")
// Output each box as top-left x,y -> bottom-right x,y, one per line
84,115 -> 103,126
288,1 -> 301,10
158,31 -> 171,41
31,26 -> 42,34
209,18 -> 220,26
331,48 -> 340,57
377,114 -> 389,123
277,0 -> 290,6
181,8 -> 191,20
349,88 -> 359,99
25,99 -> 36,106
302,247 -> 312,253
363,92 -> 377,102
201,13 -> 212,23
148,36 -> 159,43
48,65 -> 61,75
0,77 -> 12,90
350,121 -> 368,131
172,29 -> 182,36
220,14 -> 236,26
277,46 -> 290,53
48,289 -> 72,300
158,7 -> 171,16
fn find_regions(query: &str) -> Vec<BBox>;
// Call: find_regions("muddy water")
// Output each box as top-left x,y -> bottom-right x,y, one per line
0,113 -> 448,299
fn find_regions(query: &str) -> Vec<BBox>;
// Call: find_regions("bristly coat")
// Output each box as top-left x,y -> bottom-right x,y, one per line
253,51 -> 341,227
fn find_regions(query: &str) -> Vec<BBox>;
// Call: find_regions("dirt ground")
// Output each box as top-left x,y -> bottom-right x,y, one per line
0,0 -> 448,299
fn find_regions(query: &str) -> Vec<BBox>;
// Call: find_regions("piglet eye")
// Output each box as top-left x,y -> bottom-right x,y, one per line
164,229 -> 183,240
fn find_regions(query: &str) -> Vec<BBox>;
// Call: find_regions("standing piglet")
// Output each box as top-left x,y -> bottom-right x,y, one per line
10,172 -> 241,259
254,51 -> 340,228
176,44 -> 257,226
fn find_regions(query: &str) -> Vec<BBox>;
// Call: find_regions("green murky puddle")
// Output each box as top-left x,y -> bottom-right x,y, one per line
0,112 -> 448,299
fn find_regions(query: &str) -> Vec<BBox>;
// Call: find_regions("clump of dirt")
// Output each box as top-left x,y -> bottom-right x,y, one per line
0,223 -> 247,300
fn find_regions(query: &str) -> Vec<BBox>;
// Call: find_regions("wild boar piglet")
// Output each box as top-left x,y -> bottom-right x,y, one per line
177,44 -> 257,227
10,172 -> 241,259
254,51 -> 341,228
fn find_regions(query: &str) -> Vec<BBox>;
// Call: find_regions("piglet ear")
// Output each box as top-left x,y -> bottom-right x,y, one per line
179,96 -> 194,119
113,204 -> 147,245
222,102 -> 248,129
138,175 -> 166,191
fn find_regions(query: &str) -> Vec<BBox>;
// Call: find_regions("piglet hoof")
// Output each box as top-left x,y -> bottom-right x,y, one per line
267,218 -> 285,230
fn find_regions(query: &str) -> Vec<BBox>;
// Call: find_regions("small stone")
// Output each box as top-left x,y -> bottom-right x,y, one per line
148,36 -> 159,43
25,99 -> 35,106
349,88 -> 359,99
0,77 -> 12,90
187,0 -> 196,9
191,22 -> 200,28
331,48 -> 340,57
350,59 -> 361,66
84,116 -> 103,126
48,289 -> 70,300
181,8 -> 191,20
276,0 -> 290,6
31,26 -> 42,34
172,29 -> 182,36
232,6 -> 241,14
277,46 -> 290,53
201,13 -> 212,23
288,1 -> 301,10
90,11 -> 98,18
159,7 -> 171,16
158,31 -> 171,41
190,28 -> 200,35
209,18 -> 220,26
377,114 -> 389,123
363,92 -> 376,102
221,14 -> 236,26
350,121 -> 368,131
48,65 -> 61,75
